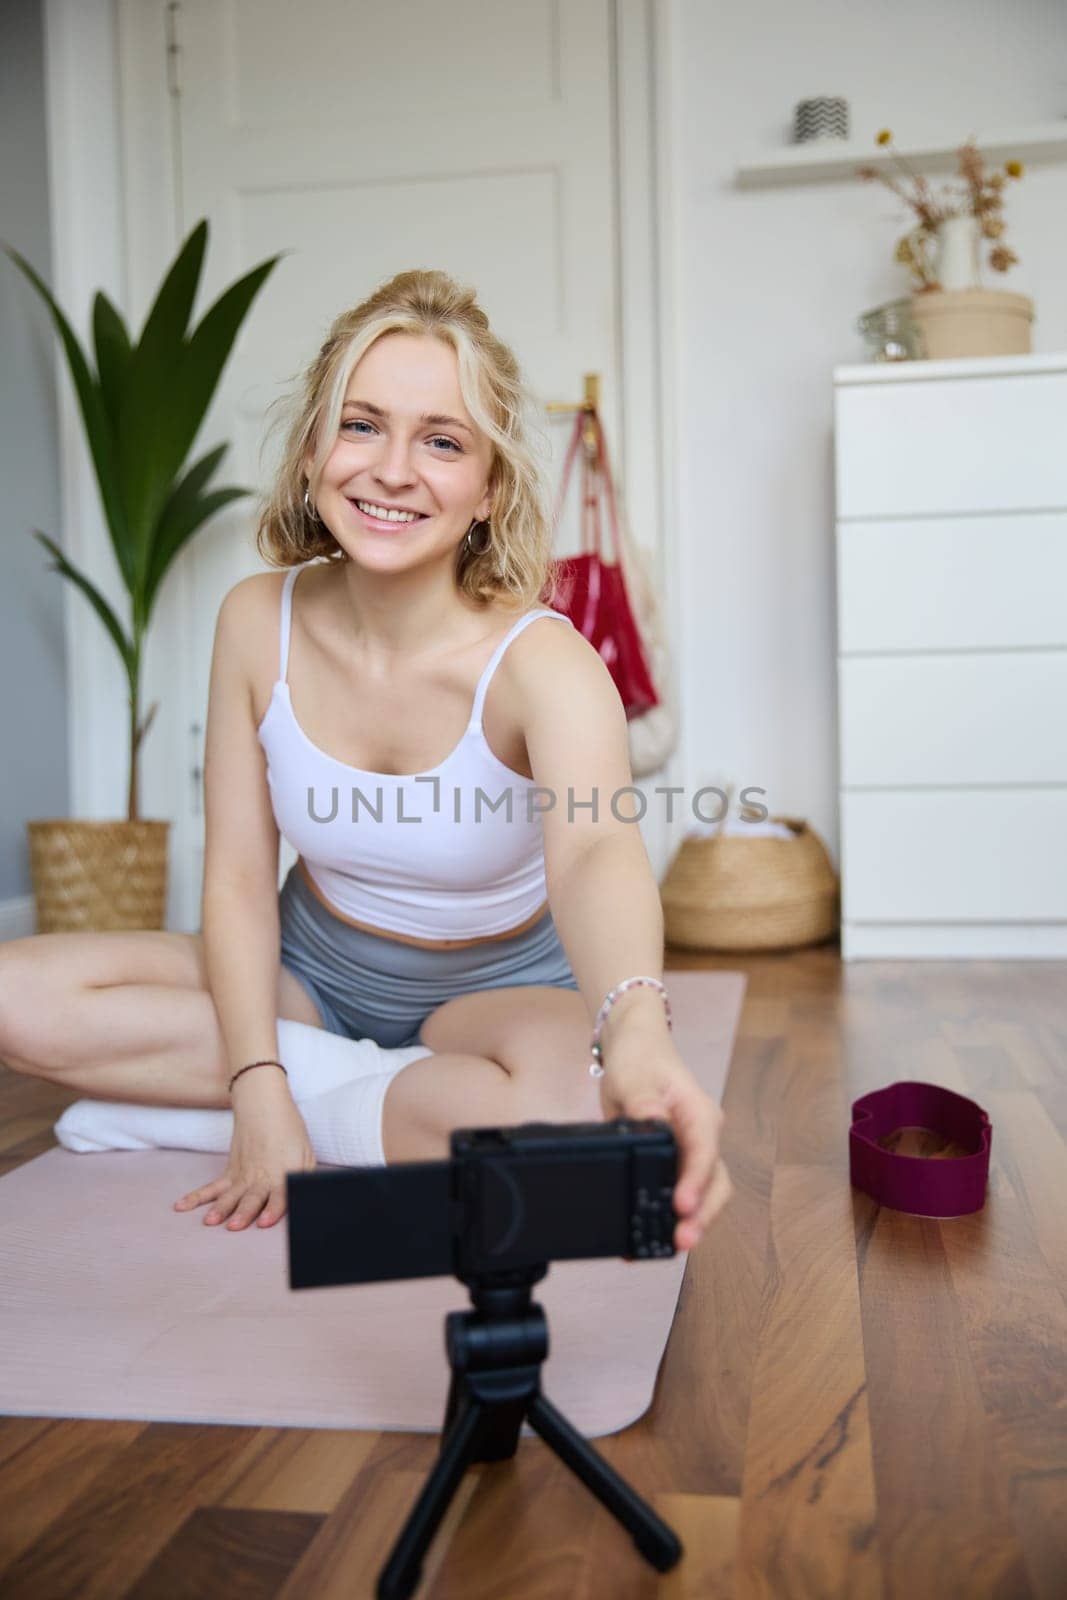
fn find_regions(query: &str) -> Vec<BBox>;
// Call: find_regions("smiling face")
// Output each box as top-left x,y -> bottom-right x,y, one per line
309,332 -> 494,567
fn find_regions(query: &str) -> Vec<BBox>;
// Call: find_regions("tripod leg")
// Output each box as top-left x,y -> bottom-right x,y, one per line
526,1393 -> 683,1573
377,1392 -> 486,1600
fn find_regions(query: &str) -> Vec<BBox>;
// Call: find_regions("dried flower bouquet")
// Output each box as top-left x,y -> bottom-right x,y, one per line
857,131 -> 1024,291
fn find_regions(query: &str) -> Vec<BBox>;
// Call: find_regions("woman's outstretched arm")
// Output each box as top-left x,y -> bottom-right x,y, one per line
513,624 -> 733,1251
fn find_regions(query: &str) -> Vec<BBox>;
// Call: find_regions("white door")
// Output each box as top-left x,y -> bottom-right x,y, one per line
126,0 -> 634,930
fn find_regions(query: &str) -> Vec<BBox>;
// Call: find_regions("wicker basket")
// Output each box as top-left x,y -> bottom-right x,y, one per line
660,816 -> 839,952
27,820 -> 170,933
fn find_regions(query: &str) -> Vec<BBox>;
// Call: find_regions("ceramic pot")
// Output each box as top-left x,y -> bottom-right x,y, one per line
909,288 -> 1034,359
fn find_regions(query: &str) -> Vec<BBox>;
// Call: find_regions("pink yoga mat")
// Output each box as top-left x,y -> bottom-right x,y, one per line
0,971 -> 745,1437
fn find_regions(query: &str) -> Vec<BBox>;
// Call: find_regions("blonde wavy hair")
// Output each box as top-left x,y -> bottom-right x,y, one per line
256,269 -> 562,611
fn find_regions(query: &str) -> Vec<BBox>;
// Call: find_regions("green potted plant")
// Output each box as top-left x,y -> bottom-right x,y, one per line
3,219 -> 279,931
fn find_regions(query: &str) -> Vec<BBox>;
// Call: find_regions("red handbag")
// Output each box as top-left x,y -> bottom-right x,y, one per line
542,407 -> 660,720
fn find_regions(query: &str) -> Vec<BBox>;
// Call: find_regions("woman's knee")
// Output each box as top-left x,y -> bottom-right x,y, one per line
512,1064 -> 603,1127
429,988 -> 598,1124
0,941 -> 52,1068
419,986 -> 587,1071
0,929 -> 206,1070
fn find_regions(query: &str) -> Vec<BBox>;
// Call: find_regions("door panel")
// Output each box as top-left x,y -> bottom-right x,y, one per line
146,0 -> 622,925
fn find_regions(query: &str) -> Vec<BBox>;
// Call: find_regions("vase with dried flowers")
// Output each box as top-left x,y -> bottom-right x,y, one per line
857,130 -> 1023,291
856,130 -> 1033,358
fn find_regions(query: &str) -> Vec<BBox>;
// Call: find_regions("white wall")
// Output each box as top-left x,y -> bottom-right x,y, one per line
668,0 -> 1067,865
23,1 -> 1067,912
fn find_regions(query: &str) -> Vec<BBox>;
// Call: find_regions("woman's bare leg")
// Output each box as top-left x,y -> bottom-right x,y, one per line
381,989 -> 601,1164
380,1053 -> 518,1164
0,930 -> 326,1107
0,932 -> 543,1143
0,935 -> 594,1159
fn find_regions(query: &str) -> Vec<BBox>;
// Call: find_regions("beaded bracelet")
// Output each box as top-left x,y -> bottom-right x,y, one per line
588,976 -> 672,1077
228,1059 -> 288,1093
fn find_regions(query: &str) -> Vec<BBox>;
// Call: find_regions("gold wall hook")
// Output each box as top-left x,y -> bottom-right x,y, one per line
546,373 -> 601,456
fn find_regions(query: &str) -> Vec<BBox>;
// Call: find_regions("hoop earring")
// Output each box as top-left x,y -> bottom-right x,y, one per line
303,487 -> 318,522
464,517 -> 492,556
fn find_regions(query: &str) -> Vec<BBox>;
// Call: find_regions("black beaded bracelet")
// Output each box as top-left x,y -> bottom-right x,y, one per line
228,1059 -> 288,1093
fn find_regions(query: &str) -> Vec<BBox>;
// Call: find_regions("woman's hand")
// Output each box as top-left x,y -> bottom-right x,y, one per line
598,1041 -> 733,1252
173,1097 -> 317,1231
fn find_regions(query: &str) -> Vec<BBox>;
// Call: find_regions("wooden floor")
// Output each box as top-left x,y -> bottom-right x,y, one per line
0,940 -> 1065,1599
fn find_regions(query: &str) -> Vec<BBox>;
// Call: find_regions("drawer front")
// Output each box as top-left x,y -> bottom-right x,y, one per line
840,789 -> 1067,921
836,513 -> 1067,653
839,653 -> 1067,786
834,372 -> 1067,518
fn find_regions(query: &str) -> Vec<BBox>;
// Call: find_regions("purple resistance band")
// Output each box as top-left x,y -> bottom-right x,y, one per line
849,1081 -> 992,1218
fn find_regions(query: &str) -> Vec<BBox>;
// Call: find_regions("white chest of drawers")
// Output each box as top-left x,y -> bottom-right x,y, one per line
833,352 -> 1067,960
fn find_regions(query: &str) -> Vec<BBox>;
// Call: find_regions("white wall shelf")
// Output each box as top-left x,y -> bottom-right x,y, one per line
736,119 -> 1067,188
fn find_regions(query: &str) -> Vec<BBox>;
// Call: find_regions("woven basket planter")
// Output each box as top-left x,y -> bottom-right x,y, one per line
27,820 -> 170,933
660,816 -> 839,952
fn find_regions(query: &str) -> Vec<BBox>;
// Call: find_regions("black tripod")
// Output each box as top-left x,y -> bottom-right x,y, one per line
376,1263 -> 683,1599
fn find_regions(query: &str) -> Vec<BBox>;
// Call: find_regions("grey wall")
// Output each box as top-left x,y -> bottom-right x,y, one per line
0,0 -> 67,906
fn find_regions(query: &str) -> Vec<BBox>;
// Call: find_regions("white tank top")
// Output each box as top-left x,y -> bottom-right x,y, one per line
255,559 -> 573,939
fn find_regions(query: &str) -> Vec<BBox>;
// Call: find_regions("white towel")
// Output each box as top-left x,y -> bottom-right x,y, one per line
53,1019 -> 433,1167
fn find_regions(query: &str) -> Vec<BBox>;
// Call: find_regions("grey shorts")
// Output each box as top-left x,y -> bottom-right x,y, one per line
278,861 -> 579,1049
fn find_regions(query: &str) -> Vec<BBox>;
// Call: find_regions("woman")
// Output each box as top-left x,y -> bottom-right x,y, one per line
0,269 -> 731,1248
